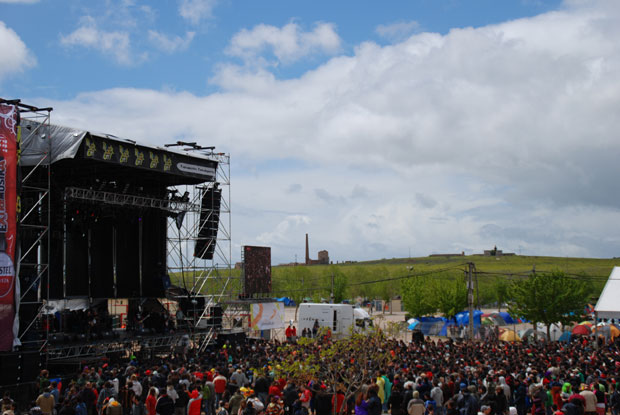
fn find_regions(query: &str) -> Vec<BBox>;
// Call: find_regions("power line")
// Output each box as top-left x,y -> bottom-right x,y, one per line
267,263 -> 611,297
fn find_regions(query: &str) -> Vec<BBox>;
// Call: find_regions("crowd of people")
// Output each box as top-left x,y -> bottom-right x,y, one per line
3,330 -> 620,415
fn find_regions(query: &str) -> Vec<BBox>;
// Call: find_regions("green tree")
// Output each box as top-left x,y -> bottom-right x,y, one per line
275,266 -> 313,321
507,271 -> 590,338
493,277 -> 510,311
349,266 -> 372,299
330,267 -> 348,303
401,276 -> 436,317
374,267 -> 397,313
433,278 -> 468,321
275,330 -> 391,415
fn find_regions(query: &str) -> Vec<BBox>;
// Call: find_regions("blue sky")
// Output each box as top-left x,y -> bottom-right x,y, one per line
2,0 -> 620,264
1,0 -> 563,99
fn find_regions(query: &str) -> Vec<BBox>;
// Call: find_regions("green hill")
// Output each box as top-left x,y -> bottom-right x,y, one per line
270,255 -> 618,305
170,254 -> 618,305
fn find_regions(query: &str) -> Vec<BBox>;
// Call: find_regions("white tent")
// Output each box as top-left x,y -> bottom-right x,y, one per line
595,266 -> 620,319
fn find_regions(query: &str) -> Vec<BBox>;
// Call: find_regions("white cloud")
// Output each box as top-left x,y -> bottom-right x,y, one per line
178,0 -> 216,25
60,16 -> 133,65
256,215 -> 311,247
148,30 -> 195,53
37,0 -> 620,262
0,0 -> 38,3
0,21 -> 35,81
375,20 -> 420,42
227,22 -> 342,64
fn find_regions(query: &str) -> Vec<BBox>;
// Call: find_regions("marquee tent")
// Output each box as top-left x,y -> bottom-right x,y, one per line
595,267 -> 620,319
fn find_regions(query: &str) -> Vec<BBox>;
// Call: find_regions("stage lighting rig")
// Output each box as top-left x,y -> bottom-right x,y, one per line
164,141 -> 197,148
163,140 -> 216,153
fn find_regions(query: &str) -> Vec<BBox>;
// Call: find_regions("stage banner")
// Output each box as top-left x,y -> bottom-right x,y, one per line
81,134 -> 218,181
250,302 -> 285,330
0,104 -> 18,351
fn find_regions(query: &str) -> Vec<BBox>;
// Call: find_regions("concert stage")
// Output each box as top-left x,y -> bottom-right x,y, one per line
0,98 -> 238,387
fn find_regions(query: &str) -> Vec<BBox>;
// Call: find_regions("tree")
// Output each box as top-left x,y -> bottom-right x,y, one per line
330,267 -> 348,303
507,271 -> 590,338
433,278 -> 468,321
379,282 -> 397,314
275,329 -> 391,415
493,277 -> 510,311
401,276 -> 436,317
275,266 -> 313,321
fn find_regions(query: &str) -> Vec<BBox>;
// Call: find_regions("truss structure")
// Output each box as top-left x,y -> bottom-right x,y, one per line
46,330 -> 214,361
65,187 -> 199,213
5,99 -> 54,353
166,153 -> 242,349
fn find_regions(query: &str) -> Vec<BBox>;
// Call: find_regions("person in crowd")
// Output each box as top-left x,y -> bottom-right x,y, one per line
156,388 -> 175,415
35,387 -> 55,415
146,387 -> 158,415
388,384 -> 405,415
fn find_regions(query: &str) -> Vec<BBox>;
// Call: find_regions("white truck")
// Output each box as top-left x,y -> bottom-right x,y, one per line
298,303 -> 372,337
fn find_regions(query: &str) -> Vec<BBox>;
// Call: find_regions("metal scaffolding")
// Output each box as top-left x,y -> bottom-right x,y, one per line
46,330 -> 214,361
166,152 -> 242,349
7,99 -> 53,353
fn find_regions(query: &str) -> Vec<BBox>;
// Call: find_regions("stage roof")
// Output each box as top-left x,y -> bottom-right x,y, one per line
21,120 -> 218,184
595,266 -> 620,319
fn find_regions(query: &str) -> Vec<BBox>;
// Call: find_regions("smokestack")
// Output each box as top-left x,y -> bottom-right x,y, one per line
305,233 -> 309,265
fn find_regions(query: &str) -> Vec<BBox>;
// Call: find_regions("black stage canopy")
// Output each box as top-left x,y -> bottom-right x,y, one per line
21,120 -> 218,185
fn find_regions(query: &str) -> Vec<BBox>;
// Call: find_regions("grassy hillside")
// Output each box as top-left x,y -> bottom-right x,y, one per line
270,255 -> 618,304
170,255 -> 618,304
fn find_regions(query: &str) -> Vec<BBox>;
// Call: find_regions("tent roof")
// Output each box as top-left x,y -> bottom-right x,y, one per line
595,266 -> 620,319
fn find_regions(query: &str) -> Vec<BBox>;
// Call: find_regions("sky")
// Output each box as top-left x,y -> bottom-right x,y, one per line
2,0 -> 620,265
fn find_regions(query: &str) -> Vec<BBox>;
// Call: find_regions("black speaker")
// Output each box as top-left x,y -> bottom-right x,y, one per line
20,351 -> 42,383
0,354 -> 20,385
209,305 -> 222,329
194,185 -> 221,259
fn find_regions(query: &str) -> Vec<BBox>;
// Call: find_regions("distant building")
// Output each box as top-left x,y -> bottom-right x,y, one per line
305,233 -> 329,265
482,246 -> 515,257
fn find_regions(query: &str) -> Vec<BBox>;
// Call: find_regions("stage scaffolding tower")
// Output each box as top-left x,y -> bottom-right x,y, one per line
3,99 -> 53,353
166,152 -> 241,338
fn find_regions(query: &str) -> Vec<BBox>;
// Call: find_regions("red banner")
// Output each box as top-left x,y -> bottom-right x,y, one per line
0,103 -> 18,351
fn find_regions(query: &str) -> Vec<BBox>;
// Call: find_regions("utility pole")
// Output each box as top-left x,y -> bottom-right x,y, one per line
468,262 -> 475,340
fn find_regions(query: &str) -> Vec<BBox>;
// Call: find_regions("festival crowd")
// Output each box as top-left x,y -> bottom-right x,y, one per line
2,332 -> 620,415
